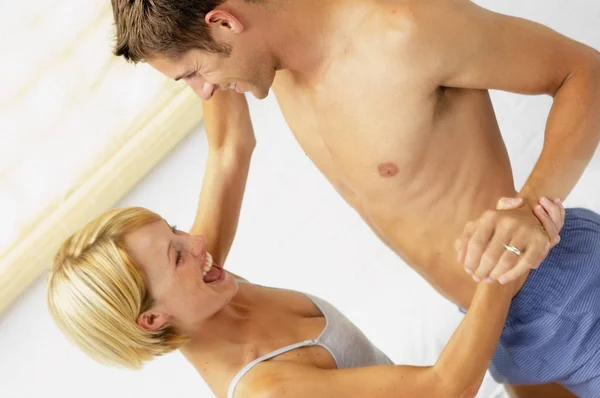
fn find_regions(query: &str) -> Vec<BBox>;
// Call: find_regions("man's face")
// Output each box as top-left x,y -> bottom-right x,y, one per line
149,46 -> 276,100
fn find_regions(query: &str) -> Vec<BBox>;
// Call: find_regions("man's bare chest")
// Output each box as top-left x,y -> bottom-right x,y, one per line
272,73 -> 450,192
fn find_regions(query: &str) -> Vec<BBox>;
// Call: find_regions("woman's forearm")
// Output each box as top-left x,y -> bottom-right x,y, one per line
433,281 -> 514,395
248,281 -> 515,398
203,90 -> 256,150
189,91 -> 256,263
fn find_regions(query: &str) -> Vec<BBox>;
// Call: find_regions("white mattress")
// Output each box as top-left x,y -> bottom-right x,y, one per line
0,0 -> 203,313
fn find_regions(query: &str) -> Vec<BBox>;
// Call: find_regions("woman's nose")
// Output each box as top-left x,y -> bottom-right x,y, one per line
189,235 -> 206,258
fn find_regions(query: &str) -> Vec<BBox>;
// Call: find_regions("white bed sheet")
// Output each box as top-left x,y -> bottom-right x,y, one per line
0,0 -> 202,313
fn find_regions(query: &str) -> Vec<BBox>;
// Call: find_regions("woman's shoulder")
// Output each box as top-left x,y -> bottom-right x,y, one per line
232,360 -> 322,398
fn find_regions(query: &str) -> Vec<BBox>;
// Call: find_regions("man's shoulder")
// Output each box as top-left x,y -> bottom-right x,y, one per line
372,0 -> 471,35
363,0 -> 448,72
369,0 -> 482,68
367,0 -> 444,50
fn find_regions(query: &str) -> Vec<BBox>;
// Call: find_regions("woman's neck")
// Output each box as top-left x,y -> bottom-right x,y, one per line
180,283 -> 263,359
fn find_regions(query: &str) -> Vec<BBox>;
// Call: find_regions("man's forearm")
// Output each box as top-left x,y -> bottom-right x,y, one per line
520,52 -> 600,205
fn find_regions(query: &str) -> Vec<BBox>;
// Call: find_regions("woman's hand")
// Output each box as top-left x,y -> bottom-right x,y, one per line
456,197 -> 565,284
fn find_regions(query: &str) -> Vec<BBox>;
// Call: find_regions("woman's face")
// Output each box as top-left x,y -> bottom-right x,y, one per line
124,220 -> 239,333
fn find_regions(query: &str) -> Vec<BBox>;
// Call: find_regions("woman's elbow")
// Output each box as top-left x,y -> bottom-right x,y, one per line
430,368 -> 483,398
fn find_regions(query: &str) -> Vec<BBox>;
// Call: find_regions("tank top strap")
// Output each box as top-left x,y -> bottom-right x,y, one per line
227,338 -> 319,398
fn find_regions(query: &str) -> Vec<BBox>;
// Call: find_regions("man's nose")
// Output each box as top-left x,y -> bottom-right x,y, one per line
188,75 -> 207,92
190,79 -> 216,100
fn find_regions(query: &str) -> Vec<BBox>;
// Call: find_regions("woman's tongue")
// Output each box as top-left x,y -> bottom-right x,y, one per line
203,265 -> 222,283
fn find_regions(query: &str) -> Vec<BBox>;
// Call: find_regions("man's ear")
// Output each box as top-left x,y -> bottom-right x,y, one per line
137,310 -> 169,331
205,9 -> 245,34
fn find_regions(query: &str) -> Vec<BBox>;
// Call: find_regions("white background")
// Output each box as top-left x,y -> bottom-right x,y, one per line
1,1 -> 599,397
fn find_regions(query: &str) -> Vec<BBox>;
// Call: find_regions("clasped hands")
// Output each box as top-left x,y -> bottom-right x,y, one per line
456,196 -> 565,284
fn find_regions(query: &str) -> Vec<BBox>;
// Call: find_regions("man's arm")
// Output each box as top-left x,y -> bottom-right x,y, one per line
235,281 -> 514,398
411,0 -> 600,283
419,0 -> 600,203
188,91 -> 256,267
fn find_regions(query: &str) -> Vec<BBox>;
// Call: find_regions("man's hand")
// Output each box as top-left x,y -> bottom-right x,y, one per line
455,197 -> 565,284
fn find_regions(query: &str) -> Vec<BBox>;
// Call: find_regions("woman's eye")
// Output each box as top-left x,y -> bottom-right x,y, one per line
175,249 -> 182,266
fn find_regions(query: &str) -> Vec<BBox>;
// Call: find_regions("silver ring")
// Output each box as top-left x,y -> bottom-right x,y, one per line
503,244 -> 521,257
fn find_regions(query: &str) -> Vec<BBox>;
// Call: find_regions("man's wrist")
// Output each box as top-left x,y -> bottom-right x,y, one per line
517,187 -> 543,210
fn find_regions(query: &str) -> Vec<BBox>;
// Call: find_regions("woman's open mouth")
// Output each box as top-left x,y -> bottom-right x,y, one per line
201,253 -> 225,284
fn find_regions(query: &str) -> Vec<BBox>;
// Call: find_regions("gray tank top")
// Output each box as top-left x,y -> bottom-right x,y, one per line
227,284 -> 393,398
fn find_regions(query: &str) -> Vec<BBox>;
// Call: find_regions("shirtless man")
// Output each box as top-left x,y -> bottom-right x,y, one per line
110,0 -> 600,396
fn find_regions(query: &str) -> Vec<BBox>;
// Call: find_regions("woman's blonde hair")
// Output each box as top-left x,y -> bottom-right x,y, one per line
47,207 -> 189,369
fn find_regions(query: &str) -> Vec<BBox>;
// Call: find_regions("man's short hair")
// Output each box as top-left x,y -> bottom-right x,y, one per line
111,0 -> 231,63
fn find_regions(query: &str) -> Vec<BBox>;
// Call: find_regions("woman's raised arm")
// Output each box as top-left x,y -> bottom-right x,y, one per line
189,91 -> 256,267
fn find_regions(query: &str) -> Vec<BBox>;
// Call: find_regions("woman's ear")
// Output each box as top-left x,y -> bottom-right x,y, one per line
205,9 -> 245,34
137,310 -> 169,331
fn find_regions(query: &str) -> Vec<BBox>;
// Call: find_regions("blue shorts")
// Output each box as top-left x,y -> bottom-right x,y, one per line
489,208 -> 600,397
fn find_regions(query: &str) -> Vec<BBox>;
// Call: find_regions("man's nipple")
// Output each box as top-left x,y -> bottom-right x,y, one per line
377,162 -> 399,177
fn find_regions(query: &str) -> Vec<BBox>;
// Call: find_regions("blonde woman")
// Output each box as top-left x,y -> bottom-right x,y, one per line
48,91 -> 567,398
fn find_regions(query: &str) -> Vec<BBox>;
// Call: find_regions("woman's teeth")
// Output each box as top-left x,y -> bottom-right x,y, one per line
202,253 -> 213,277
